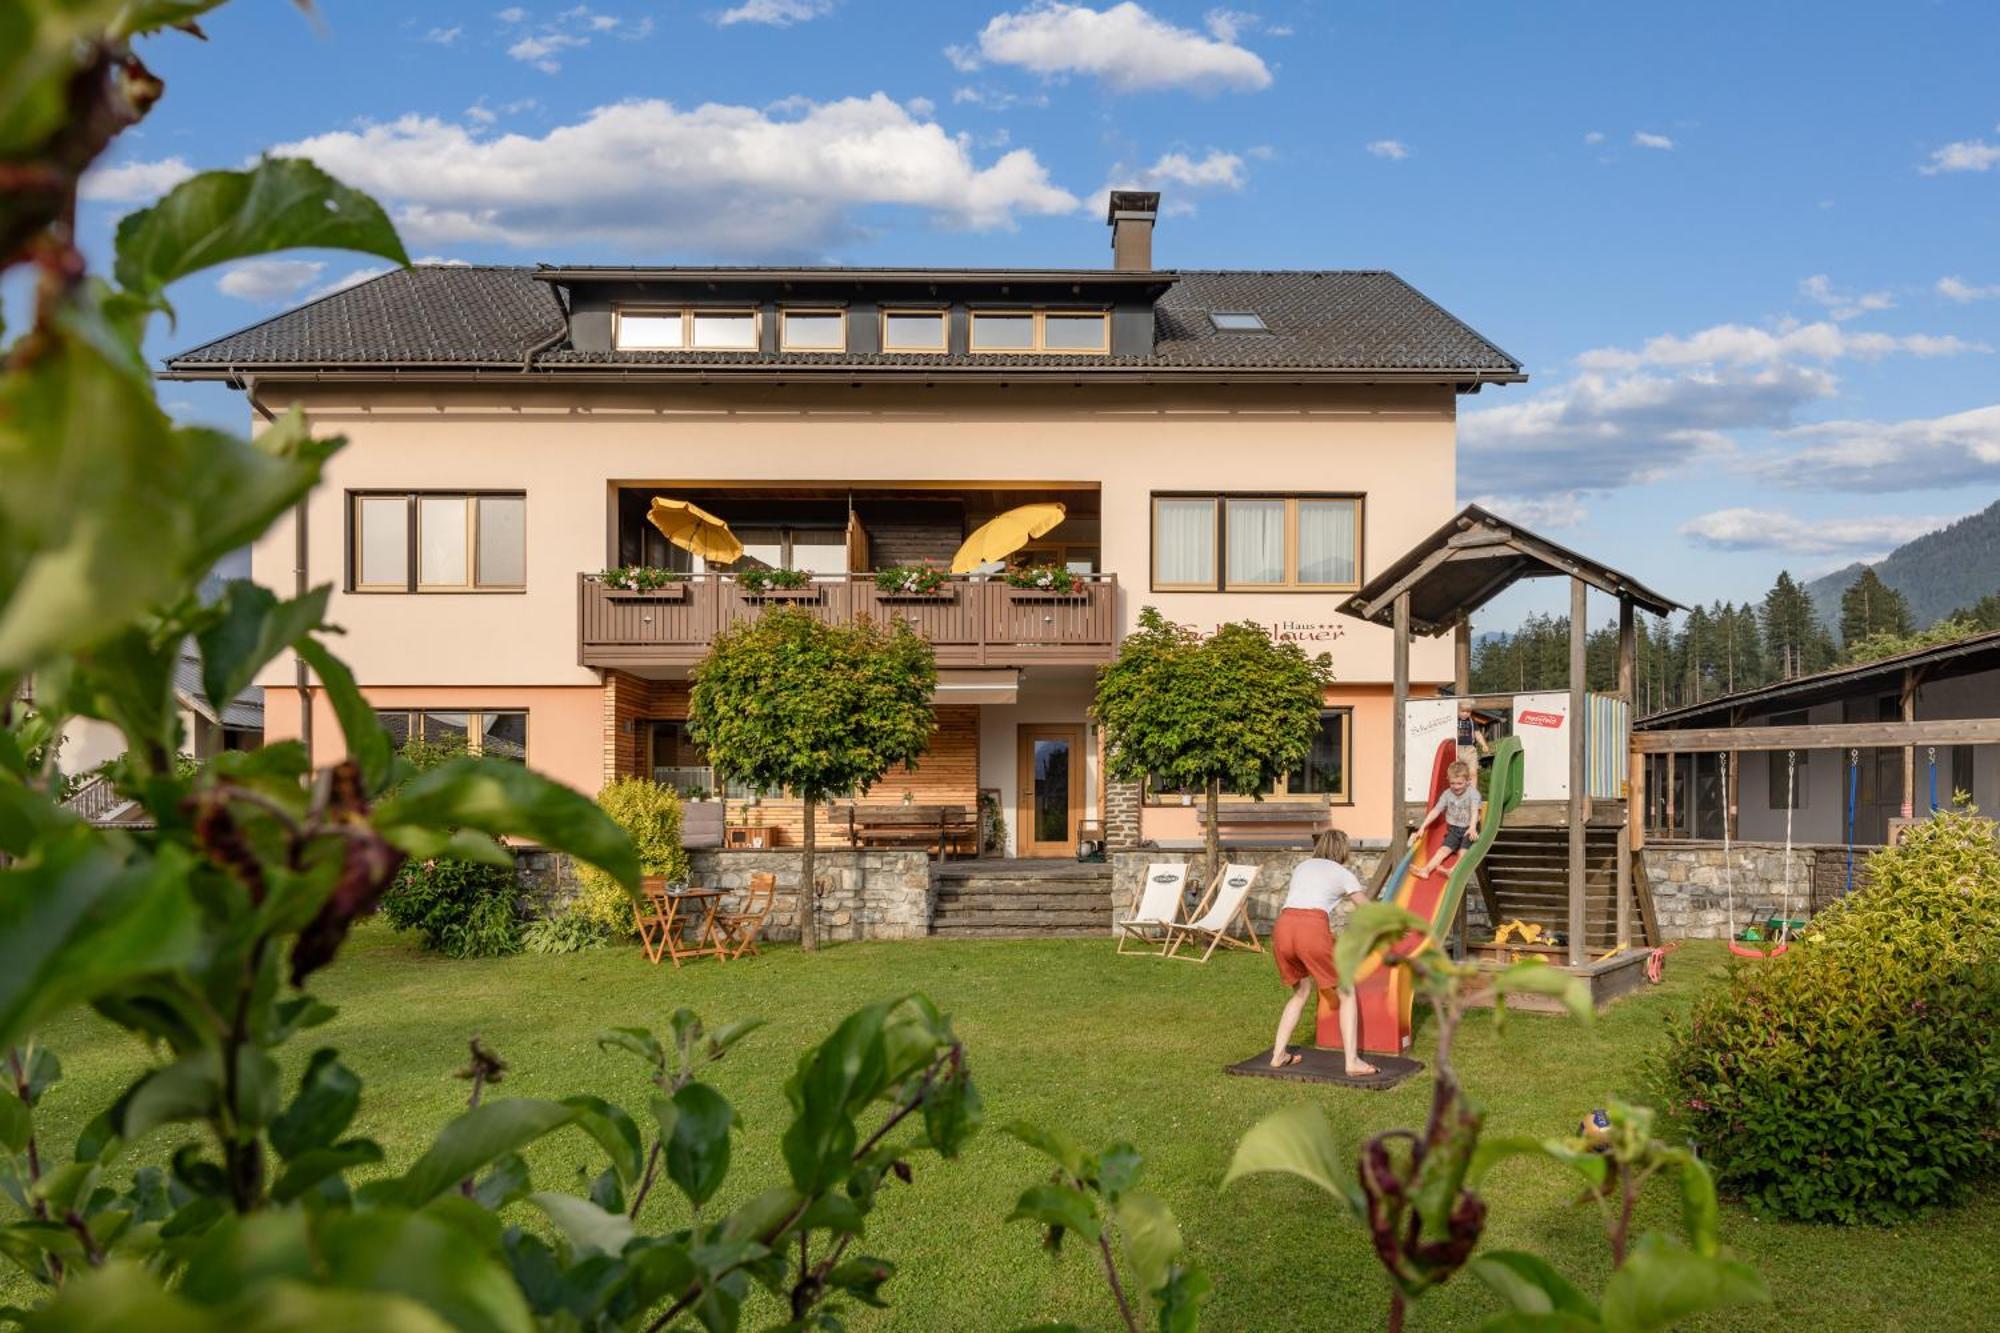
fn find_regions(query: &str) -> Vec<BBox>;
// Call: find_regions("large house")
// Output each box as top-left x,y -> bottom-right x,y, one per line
164,193 -> 1524,856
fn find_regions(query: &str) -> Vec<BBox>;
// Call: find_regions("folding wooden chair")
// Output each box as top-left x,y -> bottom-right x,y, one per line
1115,862 -> 1189,956
1165,863 -> 1264,962
716,872 -> 777,960
634,883 -> 674,965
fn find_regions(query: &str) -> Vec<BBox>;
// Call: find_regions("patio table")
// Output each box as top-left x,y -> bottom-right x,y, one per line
637,886 -> 729,967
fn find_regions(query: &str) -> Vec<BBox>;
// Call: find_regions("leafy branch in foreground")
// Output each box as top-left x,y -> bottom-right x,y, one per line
1005,1125 -> 1210,1332
1224,903 -> 1769,1332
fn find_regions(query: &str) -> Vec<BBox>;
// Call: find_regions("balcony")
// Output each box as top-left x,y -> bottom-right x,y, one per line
579,572 -> 1118,670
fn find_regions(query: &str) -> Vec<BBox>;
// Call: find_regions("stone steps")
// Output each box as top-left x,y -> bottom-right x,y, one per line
929,864 -> 1114,938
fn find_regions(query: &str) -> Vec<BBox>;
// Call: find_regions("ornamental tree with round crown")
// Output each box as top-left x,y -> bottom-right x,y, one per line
687,608 -> 937,950
1093,608 -> 1334,882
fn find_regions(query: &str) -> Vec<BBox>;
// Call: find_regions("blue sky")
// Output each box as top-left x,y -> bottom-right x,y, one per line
63,0 -> 2000,624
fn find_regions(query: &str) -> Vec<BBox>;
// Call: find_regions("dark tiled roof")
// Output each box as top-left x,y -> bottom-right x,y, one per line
166,266 -> 1520,378
170,266 -> 566,367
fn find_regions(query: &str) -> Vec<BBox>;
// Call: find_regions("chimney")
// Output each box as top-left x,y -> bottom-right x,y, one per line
1106,189 -> 1160,271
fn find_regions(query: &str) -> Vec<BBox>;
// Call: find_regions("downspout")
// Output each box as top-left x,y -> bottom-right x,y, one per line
245,375 -> 312,764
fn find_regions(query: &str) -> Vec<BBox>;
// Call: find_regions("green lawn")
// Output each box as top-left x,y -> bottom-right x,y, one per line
12,926 -> 1995,1330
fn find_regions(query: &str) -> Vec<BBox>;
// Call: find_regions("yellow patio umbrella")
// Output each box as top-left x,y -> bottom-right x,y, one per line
950,502 -> 1068,574
647,496 -> 744,565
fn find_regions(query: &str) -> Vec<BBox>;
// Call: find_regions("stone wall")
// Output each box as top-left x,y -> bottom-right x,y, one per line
1640,840 -> 1877,939
685,848 -> 932,942
1105,780 -> 1143,850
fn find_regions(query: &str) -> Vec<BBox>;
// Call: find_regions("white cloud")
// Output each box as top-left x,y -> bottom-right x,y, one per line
271,96 -> 1079,253
216,258 -> 325,303
1921,126 -> 2000,174
496,7 -> 528,22
951,85 -> 1050,110
1680,507 -> 1961,556
1461,363 -> 1835,497
1632,131 -> 1674,150
715,0 -> 833,24
1090,148 -> 1246,216
423,25 -> 463,44
1364,139 -> 1408,160
1797,273 -> 1893,322
1754,405 -> 2000,493
905,96 -> 935,118
952,2 -> 1272,94
1576,320 -> 1982,372
78,155 -> 195,202
510,31 -> 585,70
1468,494 -> 1588,530
1938,275 -> 2000,303
1582,130 -> 1605,145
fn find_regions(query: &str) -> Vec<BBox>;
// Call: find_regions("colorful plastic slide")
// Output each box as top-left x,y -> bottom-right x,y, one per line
1316,734 -> 1526,1055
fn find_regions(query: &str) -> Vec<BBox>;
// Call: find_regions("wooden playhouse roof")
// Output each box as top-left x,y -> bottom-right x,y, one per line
1340,504 -> 1681,637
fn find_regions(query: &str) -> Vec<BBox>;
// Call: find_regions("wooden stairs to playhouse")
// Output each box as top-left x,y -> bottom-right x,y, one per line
1474,824 -> 1659,953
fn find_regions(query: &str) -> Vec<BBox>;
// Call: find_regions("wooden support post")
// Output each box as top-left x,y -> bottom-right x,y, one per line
1620,597 -> 1641,850
1727,706 -> 1742,844
1454,617 -> 1472,695
1616,825 -> 1632,950
1567,575 -> 1588,967
1900,668 -> 1917,819
1665,751 -> 1677,838
1392,592 -> 1411,849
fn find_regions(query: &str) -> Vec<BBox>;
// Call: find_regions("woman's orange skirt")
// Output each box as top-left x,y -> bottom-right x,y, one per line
1273,908 -> 1339,989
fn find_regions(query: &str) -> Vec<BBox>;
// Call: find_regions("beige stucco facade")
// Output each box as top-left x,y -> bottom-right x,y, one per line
251,378 -> 1462,844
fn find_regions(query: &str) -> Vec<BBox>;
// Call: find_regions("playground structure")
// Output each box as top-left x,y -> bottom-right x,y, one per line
1324,506 -> 1683,1045
1317,734 -> 1525,1052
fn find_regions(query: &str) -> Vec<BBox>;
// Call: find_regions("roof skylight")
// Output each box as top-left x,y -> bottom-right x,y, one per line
1210,311 -> 1268,332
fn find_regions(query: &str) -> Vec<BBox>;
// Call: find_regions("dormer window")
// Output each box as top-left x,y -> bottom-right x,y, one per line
612,307 -> 759,352
969,309 -> 1109,354
1209,311 -> 1268,333
780,309 -> 845,351
881,309 -> 948,353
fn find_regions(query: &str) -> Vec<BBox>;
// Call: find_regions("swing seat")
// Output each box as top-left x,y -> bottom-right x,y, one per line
1729,938 -> 1789,959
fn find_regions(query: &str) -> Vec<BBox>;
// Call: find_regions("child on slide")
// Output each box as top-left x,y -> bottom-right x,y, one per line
1413,760 -> 1481,879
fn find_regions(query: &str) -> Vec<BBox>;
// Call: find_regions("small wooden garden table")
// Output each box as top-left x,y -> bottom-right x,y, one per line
637,887 -> 728,967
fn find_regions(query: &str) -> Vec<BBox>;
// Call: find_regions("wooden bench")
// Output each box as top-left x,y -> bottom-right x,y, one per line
834,805 -> 977,860
1196,801 -> 1332,846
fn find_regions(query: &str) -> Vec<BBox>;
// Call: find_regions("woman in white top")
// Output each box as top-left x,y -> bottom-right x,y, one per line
1268,829 -> 1378,1076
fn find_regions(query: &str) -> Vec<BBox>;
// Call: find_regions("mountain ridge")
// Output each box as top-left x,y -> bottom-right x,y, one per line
1806,499 -> 2000,635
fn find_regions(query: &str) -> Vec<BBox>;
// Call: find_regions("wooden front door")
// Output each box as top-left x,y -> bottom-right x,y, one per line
1017,726 -> 1083,858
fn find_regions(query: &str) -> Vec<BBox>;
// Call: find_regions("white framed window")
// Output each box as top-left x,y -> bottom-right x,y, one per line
613,311 -> 685,351
780,308 -> 846,351
377,708 -> 528,762
689,309 -> 758,350
969,308 -> 1109,354
1151,496 -> 1218,589
613,307 -> 760,352
350,492 -> 526,592
1152,493 -> 1363,592
881,309 -> 948,353
1209,311 -> 1268,332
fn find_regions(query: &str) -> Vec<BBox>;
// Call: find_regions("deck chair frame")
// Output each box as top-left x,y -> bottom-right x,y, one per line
1115,862 -> 1191,956
1164,863 -> 1264,962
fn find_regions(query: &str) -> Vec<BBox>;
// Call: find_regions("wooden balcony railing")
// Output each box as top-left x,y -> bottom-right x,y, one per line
579,572 -> 1118,670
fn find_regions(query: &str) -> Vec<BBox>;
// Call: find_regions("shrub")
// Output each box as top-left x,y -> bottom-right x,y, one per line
521,907 -> 612,954
574,777 -> 690,932
380,856 -> 524,958
1652,806 -> 2000,1223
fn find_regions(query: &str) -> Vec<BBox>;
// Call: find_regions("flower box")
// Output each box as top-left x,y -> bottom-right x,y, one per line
875,588 -> 958,604
601,582 -> 688,601
741,586 -> 824,603
1004,585 -> 1091,602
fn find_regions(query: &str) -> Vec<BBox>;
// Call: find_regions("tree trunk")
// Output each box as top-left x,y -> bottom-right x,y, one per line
1204,777 -> 1221,887
799,797 -> 818,953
